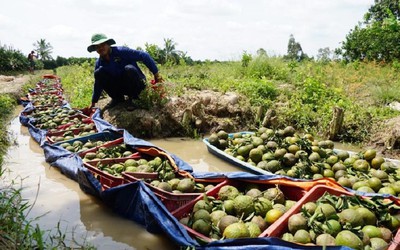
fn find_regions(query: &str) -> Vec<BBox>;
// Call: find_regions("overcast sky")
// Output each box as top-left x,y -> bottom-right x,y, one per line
0,0 -> 374,61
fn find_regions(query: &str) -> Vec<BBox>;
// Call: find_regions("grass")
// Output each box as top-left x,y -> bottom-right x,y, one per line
56,61 -> 95,108
0,172 -> 96,249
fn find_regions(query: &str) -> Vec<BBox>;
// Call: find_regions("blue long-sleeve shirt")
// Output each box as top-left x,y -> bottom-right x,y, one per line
92,46 -> 159,103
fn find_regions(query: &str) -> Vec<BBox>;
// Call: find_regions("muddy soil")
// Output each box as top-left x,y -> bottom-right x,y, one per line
2,74 -> 400,159
99,89 -> 256,138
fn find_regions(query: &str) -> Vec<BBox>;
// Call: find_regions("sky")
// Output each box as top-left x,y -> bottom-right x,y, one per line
0,0 -> 374,61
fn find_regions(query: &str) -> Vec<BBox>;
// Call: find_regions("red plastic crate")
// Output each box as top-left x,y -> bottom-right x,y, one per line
46,127 -> 98,144
36,82 -> 62,89
22,106 -> 82,118
29,93 -> 64,104
171,178 -> 310,243
34,85 -> 62,92
54,118 -> 95,131
86,157 -> 158,180
261,185 -> 400,250
38,113 -> 91,130
84,162 -> 124,190
78,138 -> 139,159
123,171 -> 224,212
83,155 -> 142,190
29,89 -> 63,97
42,74 -> 60,80
53,130 -> 123,153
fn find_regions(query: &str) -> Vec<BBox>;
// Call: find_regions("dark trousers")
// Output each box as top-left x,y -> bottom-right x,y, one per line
94,64 -> 146,101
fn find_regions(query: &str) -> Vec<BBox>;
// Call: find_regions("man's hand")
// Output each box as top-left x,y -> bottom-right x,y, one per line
81,103 -> 96,116
154,72 -> 164,83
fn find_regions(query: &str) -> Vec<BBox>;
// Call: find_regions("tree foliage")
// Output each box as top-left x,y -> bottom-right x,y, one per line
33,39 -> 53,60
0,44 -> 28,72
256,48 -> 267,57
316,47 -> 333,63
241,51 -> 252,67
340,0 -> 400,62
284,34 -> 308,61
364,0 -> 400,23
141,38 -> 193,66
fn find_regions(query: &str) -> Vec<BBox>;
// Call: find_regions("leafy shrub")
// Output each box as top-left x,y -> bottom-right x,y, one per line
235,79 -> 278,107
0,44 -> 29,72
0,94 -> 16,166
56,62 -> 94,108
243,55 -> 289,81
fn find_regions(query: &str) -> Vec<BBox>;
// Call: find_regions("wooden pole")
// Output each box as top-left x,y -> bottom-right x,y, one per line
328,106 -> 344,140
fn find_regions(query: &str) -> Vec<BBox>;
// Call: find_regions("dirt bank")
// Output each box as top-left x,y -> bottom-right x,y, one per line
0,74 -> 32,98
99,89 -> 256,138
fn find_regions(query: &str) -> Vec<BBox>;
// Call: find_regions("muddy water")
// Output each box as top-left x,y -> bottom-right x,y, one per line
149,137 -> 242,173
4,107 -> 241,250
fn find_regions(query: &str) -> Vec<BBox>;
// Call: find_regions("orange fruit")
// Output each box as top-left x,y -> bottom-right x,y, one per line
265,208 -> 284,225
378,186 -> 396,196
352,159 -> 370,172
363,149 -> 377,161
367,177 -> 382,192
323,169 -> 335,178
371,156 -> 385,169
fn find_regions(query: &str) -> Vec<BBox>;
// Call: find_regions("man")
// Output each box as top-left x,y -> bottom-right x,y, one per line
28,51 -> 37,74
87,33 -> 163,110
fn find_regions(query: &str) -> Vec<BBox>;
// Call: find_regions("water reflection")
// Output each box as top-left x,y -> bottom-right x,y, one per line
79,194 -> 177,250
149,137 -> 241,173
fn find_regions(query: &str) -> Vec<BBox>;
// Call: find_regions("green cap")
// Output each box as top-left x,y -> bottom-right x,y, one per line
87,33 -> 116,52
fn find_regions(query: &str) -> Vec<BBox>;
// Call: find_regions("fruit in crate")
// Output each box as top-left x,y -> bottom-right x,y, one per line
179,184 -> 295,241
208,127 -> 400,196
60,140 -> 106,153
27,106 -> 80,121
87,156 -> 173,178
30,93 -> 62,106
281,191 -> 400,249
49,129 -> 97,143
82,143 -> 134,161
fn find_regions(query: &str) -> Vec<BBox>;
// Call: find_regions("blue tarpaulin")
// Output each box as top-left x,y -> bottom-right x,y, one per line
19,101 -> 357,249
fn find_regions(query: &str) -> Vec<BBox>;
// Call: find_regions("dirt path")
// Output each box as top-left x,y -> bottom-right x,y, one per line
0,74 -> 32,97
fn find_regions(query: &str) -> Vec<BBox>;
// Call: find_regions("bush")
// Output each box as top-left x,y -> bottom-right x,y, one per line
0,44 -> 29,72
56,62 -> 95,108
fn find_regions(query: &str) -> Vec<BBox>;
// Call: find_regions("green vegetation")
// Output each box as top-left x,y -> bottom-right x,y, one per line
1,173 -> 96,249
58,55 -> 400,144
57,61 -> 95,107
0,94 -> 17,166
165,57 -> 400,144
33,38 -> 53,61
0,44 -> 29,72
340,0 -> 400,62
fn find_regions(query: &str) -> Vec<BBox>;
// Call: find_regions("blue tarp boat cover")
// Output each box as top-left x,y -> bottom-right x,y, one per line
19,104 -> 356,249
